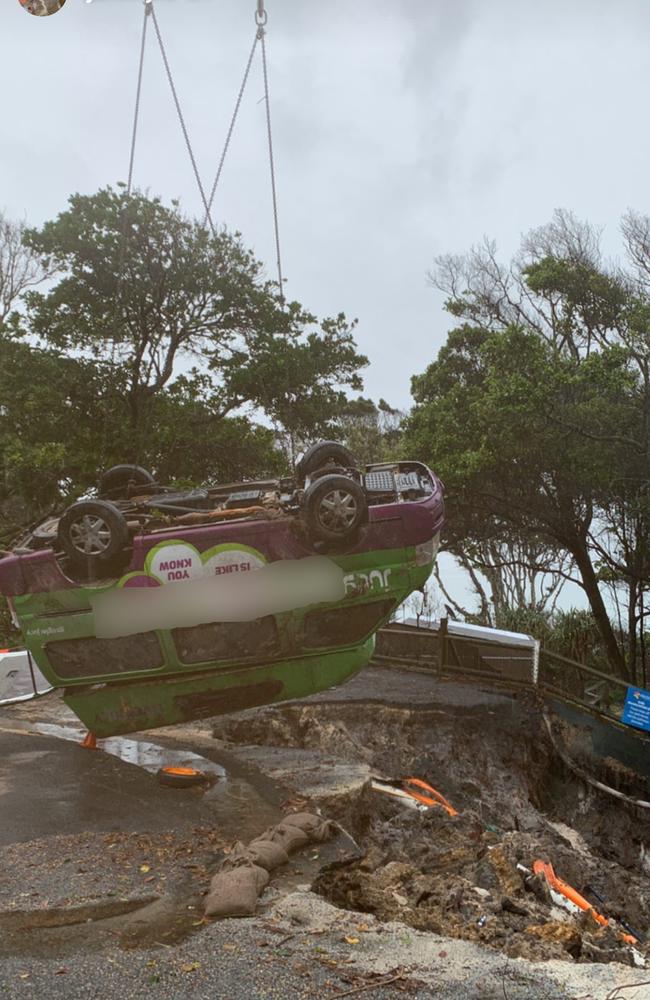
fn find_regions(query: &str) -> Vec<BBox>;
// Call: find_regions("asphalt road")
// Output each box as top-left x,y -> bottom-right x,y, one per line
0,726 -> 279,847
0,669 -> 638,1000
307,663 -> 516,709
0,910 -> 576,1000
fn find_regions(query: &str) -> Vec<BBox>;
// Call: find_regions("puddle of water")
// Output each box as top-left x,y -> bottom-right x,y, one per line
25,720 -> 282,841
32,723 -> 226,784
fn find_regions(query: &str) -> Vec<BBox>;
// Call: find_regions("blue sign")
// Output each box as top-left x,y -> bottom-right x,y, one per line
622,686 -> 650,733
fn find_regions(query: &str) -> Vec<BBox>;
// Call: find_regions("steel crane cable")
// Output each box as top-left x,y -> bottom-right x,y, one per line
204,1 -> 285,302
199,0 -> 288,458
203,28 -> 261,226
111,1 -> 289,479
116,0 -> 149,302
125,0 -> 221,469
127,0 -> 150,197
148,1 -> 217,237
257,4 -> 289,464
99,0 -> 152,476
259,11 -> 284,303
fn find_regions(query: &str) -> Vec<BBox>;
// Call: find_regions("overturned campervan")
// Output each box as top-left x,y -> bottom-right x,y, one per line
0,442 -> 444,737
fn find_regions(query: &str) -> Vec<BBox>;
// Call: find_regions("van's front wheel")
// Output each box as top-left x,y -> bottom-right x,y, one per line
302,474 -> 368,544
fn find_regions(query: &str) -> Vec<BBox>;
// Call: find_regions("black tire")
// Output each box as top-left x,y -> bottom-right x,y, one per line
156,767 -> 207,789
99,464 -> 155,498
57,499 -> 129,567
306,464 -> 348,482
296,441 -> 356,481
31,515 -> 60,547
302,474 -> 368,543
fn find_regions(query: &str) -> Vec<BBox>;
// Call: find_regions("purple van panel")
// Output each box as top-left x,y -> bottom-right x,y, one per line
0,468 -> 444,599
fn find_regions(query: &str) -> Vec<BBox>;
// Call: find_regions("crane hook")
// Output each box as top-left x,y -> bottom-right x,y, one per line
255,0 -> 267,26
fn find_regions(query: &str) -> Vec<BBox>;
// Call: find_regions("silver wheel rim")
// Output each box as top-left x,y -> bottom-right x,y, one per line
318,489 -> 358,532
69,514 -> 113,555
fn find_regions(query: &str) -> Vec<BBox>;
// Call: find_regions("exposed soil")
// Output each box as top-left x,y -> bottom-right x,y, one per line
213,686 -> 650,968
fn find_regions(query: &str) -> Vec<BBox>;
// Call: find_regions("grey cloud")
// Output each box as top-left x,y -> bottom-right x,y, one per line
3,0 -> 650,413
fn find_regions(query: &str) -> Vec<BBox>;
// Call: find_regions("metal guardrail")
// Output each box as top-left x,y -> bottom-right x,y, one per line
374,623 -> 633,729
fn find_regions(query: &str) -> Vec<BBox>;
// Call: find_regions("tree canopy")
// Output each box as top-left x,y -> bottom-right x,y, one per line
4,189 -> 650,682
22,186 -> 366,442
0,187 -> 368,528
407,210 -> 650,681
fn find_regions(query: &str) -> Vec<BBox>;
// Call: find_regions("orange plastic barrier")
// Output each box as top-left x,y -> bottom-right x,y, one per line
533,860 -> 637,945
403,777 -> 458,816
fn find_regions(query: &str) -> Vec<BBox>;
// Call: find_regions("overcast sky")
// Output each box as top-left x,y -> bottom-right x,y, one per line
4,0 -> 649,613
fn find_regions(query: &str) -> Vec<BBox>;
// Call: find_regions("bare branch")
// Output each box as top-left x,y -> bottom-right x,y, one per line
605,982 -> 650,1000
433,564 -> 473,621
0,212 -> 54,323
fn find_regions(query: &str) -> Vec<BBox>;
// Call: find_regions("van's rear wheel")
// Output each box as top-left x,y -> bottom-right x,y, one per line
58,499 -> 129,568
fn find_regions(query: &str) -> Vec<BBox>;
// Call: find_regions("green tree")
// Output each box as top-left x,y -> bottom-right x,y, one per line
147,374 -> 285,485
0,336 -> 106,524
337,397 -> 405,466
0,188 -> 369,532
408,210 -> 650,679
23,187 -> 367,456
0,334 -> 288,523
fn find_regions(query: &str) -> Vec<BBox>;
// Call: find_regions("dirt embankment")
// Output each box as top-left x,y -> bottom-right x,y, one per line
213,686 -> 650,967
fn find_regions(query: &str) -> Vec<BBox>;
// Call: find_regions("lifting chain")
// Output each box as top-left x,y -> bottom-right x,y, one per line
126,0 -> 151,196
204,28 -> 261,224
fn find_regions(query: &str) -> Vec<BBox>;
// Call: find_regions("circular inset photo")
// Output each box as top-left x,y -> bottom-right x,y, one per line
19,0 -> 66,14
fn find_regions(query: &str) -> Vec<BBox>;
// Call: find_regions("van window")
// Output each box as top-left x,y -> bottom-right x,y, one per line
303,599 -> 394,648
45,631 -> 164,679
173,616 -> 279,665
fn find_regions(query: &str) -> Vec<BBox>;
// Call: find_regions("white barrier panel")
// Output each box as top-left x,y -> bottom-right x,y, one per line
0,649 -> 53,705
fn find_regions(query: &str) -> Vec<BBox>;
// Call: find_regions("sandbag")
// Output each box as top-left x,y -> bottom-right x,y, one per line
221,840 -> 248,866
240,838 -> 289,872
266,822 -> 310,853
204,863 -> 270,918
282,812 -> 338,843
